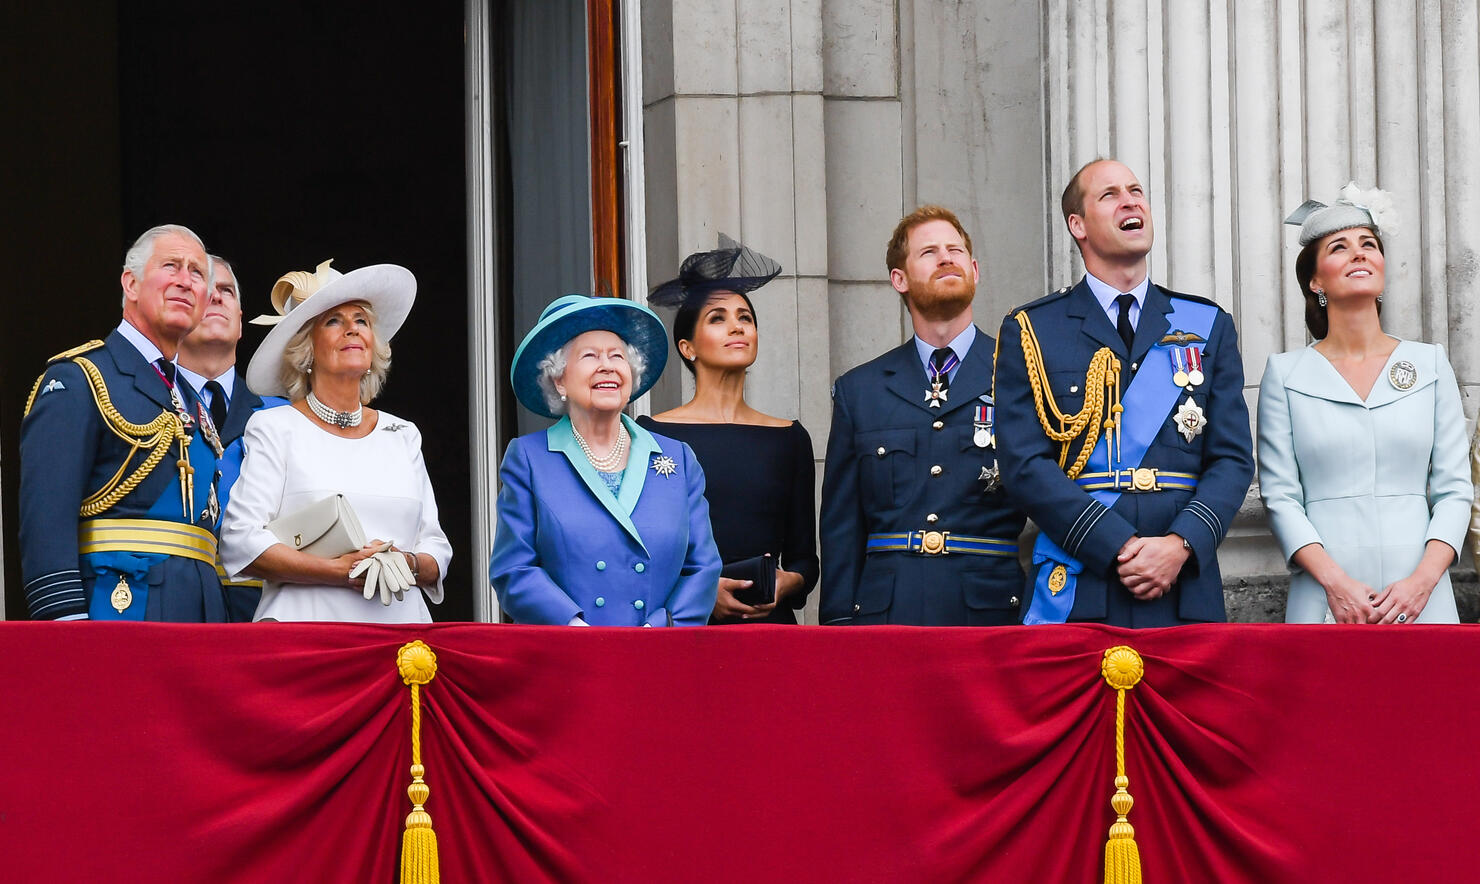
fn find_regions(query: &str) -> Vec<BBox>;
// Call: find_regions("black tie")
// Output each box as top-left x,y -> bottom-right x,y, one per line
204,380 -> 228,431
1115,294 -> 1136,353
930,347 -> 955,394
155,358 -> 177,387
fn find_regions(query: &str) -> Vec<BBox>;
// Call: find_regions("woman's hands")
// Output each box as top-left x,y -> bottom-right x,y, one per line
712,568 -> 805,622
1292,542 -> 1375,623
1370,539 -> 1455,624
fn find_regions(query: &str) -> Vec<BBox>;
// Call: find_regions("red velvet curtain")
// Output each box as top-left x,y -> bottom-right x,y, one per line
5,622 -> 1478,882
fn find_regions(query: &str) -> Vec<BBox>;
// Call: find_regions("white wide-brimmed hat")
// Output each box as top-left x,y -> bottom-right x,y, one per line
244,259 -> 416,397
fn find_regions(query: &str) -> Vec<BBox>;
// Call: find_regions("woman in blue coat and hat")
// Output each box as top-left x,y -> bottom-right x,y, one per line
490,294 -> 721,625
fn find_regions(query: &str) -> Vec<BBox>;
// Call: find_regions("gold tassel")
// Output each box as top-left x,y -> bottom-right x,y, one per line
1101,646 -> 1145,884
397,641 -> 441,884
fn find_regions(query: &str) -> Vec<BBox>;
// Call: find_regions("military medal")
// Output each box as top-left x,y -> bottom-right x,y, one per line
973,404 -> 995,448
1168,347 -> 1190,388
924,349 -> 959,409
198,403 -> 224,457
203,483 -> 220,526
111,575 -> 133,612
979,463 -> 1001,493
1186,347 -> 1205,387
924,380 -> 949,408
169,385 -> 195,430
1174,396 -> 1208,442
1048,564 -> 1068,595
1389,360 -> 1417,390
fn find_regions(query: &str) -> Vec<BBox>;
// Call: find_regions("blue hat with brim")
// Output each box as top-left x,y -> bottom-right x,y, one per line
510,294 -> 669,418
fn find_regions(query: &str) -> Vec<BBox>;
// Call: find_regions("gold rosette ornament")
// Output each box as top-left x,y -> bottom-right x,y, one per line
396,640 -> 440,884
1100,646 -> 1145,884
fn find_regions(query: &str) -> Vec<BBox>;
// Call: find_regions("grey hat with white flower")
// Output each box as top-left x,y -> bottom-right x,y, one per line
1284,182 -> 1399,246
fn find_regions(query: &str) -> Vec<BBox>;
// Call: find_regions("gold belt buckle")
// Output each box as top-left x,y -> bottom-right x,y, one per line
918,530 -> 949,555
1131,467 -> 1159,492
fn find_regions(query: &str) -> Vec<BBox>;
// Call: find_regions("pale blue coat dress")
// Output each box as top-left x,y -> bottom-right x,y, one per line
1258,339 -> 1471,623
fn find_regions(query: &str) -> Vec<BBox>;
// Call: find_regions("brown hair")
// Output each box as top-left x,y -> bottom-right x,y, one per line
886,206 -> 973,273
1293,227 -> 1385,339
1060,158 -> 1110,227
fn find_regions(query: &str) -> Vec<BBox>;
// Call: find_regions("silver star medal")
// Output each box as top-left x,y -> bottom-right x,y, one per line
198,404 -> 224,457
924,379 -> 948,408
171,386 -> 194,430
651,454 -> 678,477
979,463 -> 1001,493
202,482 -> 220,526
1174,396 -> 1208,442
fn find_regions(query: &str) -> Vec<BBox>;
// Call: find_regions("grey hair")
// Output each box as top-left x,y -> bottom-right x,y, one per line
536,337 -> 648,415
208,255 -> 238,295
121,224 -> 210,306
279,301 -> 394,403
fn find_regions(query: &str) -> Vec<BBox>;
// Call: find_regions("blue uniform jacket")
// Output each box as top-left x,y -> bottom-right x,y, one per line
994,280 -> 1253,626
820,327 -> 1027,625
489,415 -> 721,626
19,330 -> 227,621
209,378 -> 278,622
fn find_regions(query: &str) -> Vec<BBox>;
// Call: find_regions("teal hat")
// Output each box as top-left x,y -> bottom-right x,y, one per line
510,294 -> 669,418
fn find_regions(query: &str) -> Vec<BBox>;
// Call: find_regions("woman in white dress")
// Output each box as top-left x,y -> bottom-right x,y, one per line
1259,185 -> 1470,624
220,260 -> 452,622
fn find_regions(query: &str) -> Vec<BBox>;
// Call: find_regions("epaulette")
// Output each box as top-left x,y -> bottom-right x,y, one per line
47,340 -> 105,363
1161,288 -> 1221,308
1007,285 -> 1074,316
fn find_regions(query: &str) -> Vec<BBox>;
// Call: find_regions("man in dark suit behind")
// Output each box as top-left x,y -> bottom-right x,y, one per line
178,255 -> 268,621
993,159 -> 1254,626
820,206 -> 1027,625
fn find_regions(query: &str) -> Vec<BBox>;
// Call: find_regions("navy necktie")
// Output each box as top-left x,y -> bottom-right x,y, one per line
930,347 -> 956,393
155,358 -> 177,386
204,380 -> 228,431
1115,293 -> 1136,352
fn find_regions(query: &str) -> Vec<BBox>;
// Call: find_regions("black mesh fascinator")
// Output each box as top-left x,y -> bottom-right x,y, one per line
647,233 -> 783,307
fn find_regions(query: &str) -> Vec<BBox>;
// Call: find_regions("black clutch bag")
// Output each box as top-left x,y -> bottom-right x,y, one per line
723,554 -> 777,606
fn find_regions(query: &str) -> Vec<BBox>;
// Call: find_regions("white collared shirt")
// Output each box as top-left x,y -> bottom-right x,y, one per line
1084,272 -> 1151,332
115,319 -> 169,368
176,364 -> 235,410
912,324 -> 977,381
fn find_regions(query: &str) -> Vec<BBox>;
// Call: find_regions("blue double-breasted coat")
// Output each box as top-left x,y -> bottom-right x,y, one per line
819,327 -> 1028,625
994,280 -> 1254,626
489,415 -> 721,626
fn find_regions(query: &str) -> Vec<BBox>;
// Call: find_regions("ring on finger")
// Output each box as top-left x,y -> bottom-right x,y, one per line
1396,612 -> 1408,624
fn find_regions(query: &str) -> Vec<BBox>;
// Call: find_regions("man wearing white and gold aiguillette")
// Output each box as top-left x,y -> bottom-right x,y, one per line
19,225 -> 228,621
994,160 -> 1253,626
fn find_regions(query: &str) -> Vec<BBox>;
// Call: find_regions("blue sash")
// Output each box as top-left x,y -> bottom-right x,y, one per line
1023,296 -> 1218,624
88,425 -> 220,621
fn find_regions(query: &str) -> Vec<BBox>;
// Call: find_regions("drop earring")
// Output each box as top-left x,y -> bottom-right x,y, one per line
1315,288 -> 1327,308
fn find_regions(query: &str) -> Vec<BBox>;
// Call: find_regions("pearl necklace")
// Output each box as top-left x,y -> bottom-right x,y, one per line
306,390 -> 363,428
572,423 -> 629,472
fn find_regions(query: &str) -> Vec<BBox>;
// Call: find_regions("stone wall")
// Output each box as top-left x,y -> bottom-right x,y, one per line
639,0 -> 1480,623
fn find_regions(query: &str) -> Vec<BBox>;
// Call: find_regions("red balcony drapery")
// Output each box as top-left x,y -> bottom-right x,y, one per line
4,622 -> 1477,882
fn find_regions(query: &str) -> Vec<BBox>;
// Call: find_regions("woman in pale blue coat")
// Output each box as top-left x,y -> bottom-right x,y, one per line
1260,185 -> 1471,624
490,294 -> 721,626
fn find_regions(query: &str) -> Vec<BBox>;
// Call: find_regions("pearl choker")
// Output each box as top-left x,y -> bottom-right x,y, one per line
307,391 -> 363,428
572,423 -> 629,472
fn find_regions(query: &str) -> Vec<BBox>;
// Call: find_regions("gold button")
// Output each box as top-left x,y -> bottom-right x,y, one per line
932,421 -> 944,430
1009,596 -> 1020,607
926,513 -> 938,523
1131,362 -> 1139,371
930,465 -> 942,476
853,603 -> 861,613
1069,385 -> 1078,393
876,446 -> 887,456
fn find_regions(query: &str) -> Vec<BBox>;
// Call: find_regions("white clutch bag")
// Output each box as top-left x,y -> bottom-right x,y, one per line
265,494 -> 367,558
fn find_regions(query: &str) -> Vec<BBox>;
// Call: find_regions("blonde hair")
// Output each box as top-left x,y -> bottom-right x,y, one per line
279,301 -> 393,402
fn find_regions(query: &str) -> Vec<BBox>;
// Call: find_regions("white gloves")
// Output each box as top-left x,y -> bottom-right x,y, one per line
350,545 -> 417,606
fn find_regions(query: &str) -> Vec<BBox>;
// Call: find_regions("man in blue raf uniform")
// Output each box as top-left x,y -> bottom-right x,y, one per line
994,159 -> 1253,626
821,206 -> 1027,625
20,224 -> 229,621
178,255 -> 275,621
